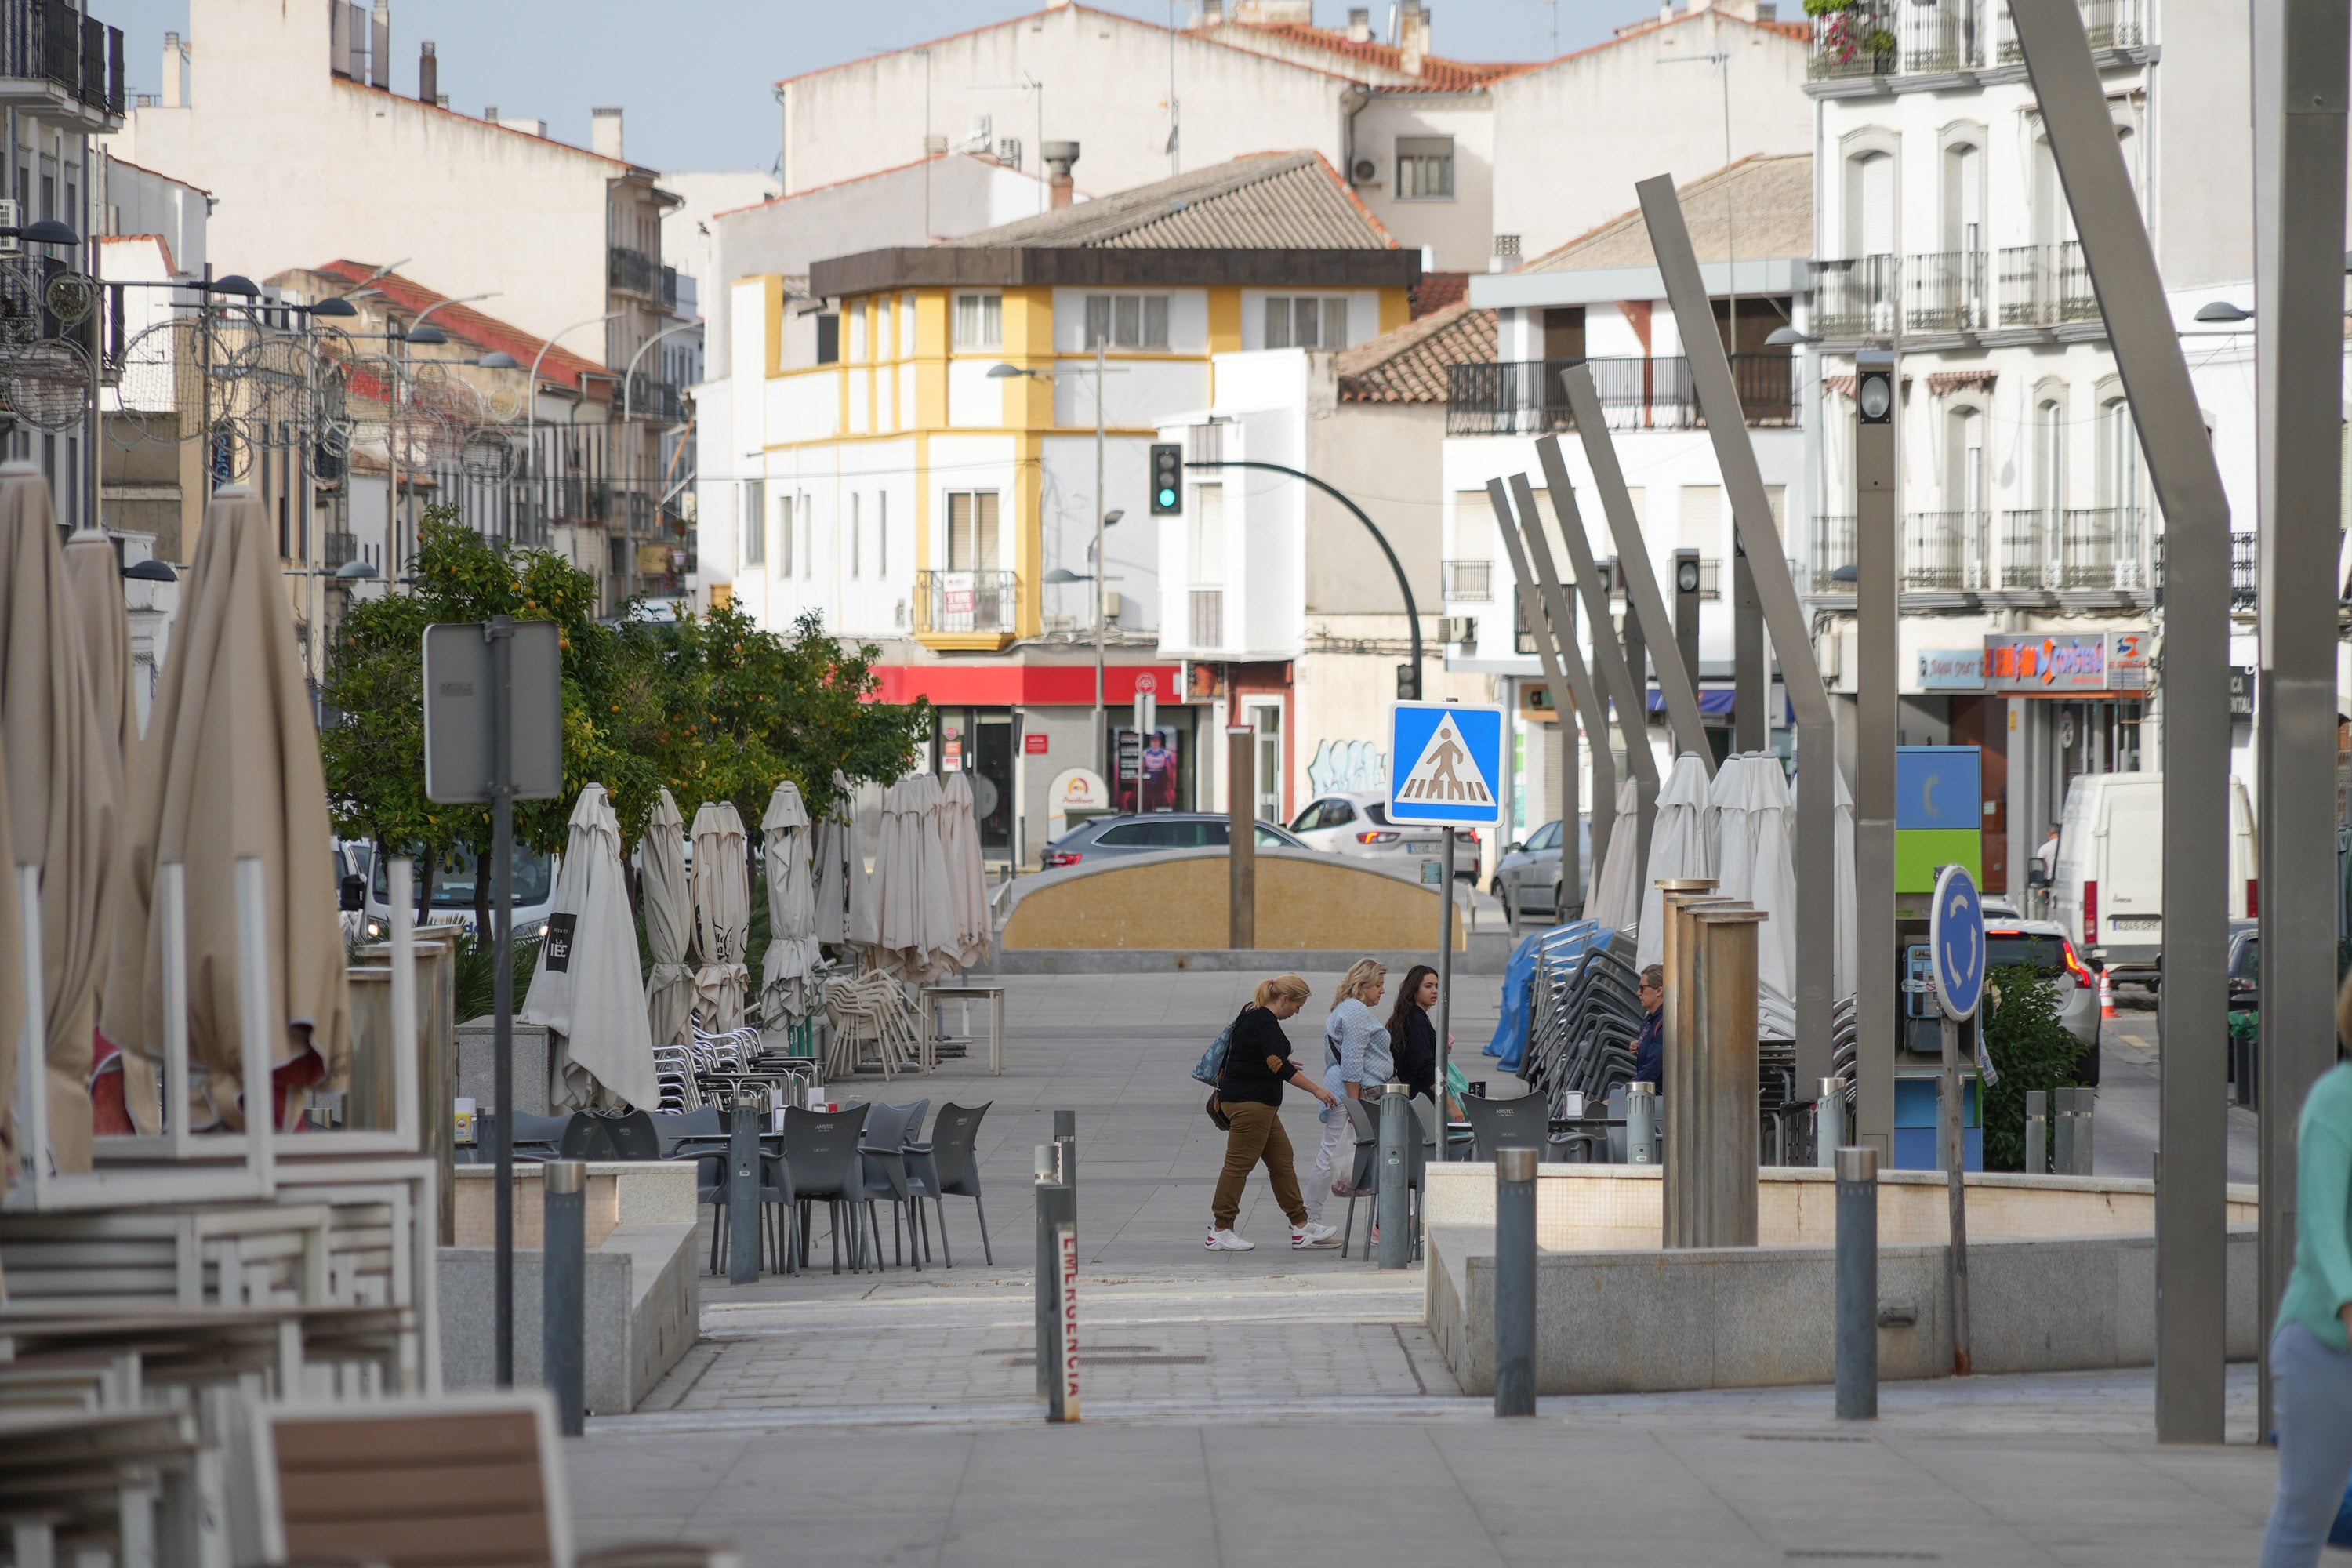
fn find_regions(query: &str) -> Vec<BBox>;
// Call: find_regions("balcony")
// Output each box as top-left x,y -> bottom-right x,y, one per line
1997,0 -> 2143,60
2059,506 -> 2147,590
916,569 -> 1019,645
0,1 -> 122,122
1999,242 -> 2100,328
2230,532 -> 2257,611
1809,515 -> 1857,591
658,264 -> 680,313
323,529 -> 358,569
608,245 -> 659,299
1813,256 -> 1901,339
1188,588 -> 1223,648
1906,252 -> 1989,333
624,370 -> 686,425
1443,558 -> 1493,601
1812,0 -> 2143,81
1998,509 -> 2052,589
1445,355 -> 1797,437
1903,512 -> 1976,590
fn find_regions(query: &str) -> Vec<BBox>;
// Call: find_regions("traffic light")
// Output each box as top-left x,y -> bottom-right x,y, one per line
1149,443 -> 1183,516
1396,662 -> 1421,700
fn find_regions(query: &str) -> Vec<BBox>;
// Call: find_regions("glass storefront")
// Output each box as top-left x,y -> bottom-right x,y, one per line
932,707 -> 1015,857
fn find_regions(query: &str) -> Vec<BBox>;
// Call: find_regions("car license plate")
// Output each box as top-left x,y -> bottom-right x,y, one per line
2107,916 -> 2160,931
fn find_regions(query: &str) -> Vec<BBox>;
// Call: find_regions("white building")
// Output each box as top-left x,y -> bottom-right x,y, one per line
1439,154 -> 1812,854
775,0 -> 1813,277
1798,0 -> 2258,898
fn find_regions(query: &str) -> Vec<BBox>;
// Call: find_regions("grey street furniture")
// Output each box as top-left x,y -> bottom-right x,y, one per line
856,1099 -> 930,1269
772,1104 -> 872,1276
902,1101 -> 994,1266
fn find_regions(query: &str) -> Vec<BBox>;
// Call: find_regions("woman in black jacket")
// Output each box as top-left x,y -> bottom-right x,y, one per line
1210,974 -> 1341,1252
1386,964 -> 1442,1103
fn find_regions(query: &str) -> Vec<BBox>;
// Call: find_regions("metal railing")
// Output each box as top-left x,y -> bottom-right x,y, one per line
915,569 -> 1018,636
1903,0 -> 1987,71
625,370 -> 686,425
2058,506 -> 2146,589
2229,532 -> 2258,610
1446,355 -> 1797,437
1998,243 -> 2099,328
1902,511 -> 1976,590
1810,515 -> 1857,591
1807,0 -> 1896,78
1998,509 -> 2052,589
1998,0 -> 2143,60
1813,0 -> 2142,77
0,1 -> 122,114
1188,588 -> 1223,648
1906,251 -> 1990,332
1813,256 -> 1902,339
323,530 -> 358,569
658,265 -> 680,312
608,245 -> 659,299
1443,558 -> 1493,601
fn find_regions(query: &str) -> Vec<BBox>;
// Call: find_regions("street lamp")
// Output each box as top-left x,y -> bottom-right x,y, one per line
525,311 -> 626,579
2194,300 -> 2252,323
1765,325 -> 1821,347
620,321 -> 701,595
121,557 -> 177,583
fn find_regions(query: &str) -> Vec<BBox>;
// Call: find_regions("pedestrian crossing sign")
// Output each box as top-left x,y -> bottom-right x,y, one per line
1387,701 -> 1506,828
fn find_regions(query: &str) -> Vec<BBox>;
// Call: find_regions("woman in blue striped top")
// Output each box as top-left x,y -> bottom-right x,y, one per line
1307,959 -> 1394,1227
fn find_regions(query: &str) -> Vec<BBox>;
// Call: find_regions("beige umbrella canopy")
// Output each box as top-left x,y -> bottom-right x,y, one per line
103,483 -> 349,1131
0,465 -> 117,1173
759,781 -> 821,1023
523,785 -> 658,1111
689,800 -> 750,1033
64,529 -> 143,1131
0,731 -> 20,1189
638,789 -> 694,1051
939,772 -> 991,969
812,770 -> 877,950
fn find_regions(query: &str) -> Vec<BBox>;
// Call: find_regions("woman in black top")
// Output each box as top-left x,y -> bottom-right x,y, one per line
1386,964 -> 1441,1102
1209,974 -> 1341,1252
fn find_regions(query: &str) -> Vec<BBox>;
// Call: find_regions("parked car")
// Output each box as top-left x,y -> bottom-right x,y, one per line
1287,791 -> 1479,878
360,842 -> 559,943
1039,813 -> 1308,869
2049,771 -> 2256,989
1492,817 -> 1593,926
1984,915 -> 2102,1085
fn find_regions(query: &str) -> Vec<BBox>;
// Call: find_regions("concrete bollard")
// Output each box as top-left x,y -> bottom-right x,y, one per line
1054,1109 -> 1077,1225
1034,1145 -> 1060,1401
2053,1085 -> 2077,1175
2074,1087 -> 2094,1174
1624,1082 -> 1658,1166
1033,1145 -> 1078,1423
1816,1078 -> 1844,1169
1835,1145 -> 1878,1421
1493,1148 -> 1538,1417
728,1095 -> 761,1284
1375,1083 -> 1412,1269
542,1159 -> 586,1436
2025,1089 -> 2049,1176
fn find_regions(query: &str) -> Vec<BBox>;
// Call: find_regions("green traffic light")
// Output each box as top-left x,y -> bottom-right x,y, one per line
1157,488 -> 1177,506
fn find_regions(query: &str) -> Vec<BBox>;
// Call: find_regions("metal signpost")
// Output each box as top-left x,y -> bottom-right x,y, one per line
2009,0 -> 2234,1443
1930,863 -> 1984,1377
1389,700 -> 1506,1166
1227,724 -> 1256,949
422,615 -> 564,1387
1854,350 -> 1899,1162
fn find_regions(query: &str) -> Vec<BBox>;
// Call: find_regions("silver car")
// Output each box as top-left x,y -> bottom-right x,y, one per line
1984,916 -> 2101,1083
1492,817 -> 1593,925
1287,789 -> 1480,877
1040,812 -> 1307,868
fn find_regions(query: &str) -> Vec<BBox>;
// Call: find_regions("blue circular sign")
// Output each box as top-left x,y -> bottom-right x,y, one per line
1929,863 -> 1984,1021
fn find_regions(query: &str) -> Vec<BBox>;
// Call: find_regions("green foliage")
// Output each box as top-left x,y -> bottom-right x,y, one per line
1802,0 -> 1855,14
321,506 -> 927,877
452,930 -> 544,1026
1980,963 -> 2091,1171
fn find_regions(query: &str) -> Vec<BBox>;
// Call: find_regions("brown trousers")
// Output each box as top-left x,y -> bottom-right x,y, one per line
1211,1100 -> 1308,1231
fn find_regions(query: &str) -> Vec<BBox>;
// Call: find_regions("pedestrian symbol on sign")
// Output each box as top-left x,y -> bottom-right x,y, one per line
1386,701 -> 1505,829
1399,714 -> 1491,806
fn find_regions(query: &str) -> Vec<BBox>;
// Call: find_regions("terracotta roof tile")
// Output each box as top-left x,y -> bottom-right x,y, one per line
299,261 -> 608,391
1217,20 -> 1530,90
1336,301 -> 1495,403
949,151 -> 1395,250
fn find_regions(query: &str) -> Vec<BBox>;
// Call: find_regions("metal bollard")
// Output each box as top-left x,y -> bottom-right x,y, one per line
1835,1145 -> 1878,1421
1034,1145 -> 1059,1401
1493,1148 -> 1538,1417
2053,1086 -> 2077,1175
1054,1109 -> 1077,1225
1625,1082 -> 1658,1166
1815,1078 -> 1844,1169
542,1160 -> 586,1436
1375,1083 -> 1412,1269
1033,1145 -> 1078,1421
728,1094 -> 761,1284
2025,1090 -> 2048,1176
2075,1087 -> 2093,1175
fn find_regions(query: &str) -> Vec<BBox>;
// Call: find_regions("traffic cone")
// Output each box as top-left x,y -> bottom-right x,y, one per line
2098,969 -> 2117,1020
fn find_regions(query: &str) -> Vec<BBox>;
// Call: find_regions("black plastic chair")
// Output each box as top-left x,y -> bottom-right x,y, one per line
771,1103 -> 871,1274
903,1102 -> 991,1266
855,1100 -> 927,1271
1460,1092 -> 1549,1161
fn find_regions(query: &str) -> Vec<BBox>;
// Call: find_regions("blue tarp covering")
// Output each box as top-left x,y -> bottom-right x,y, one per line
1485,921 -> 1611,1072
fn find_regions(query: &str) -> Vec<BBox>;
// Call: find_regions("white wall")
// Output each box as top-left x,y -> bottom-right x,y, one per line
1354,96 -> 1496,274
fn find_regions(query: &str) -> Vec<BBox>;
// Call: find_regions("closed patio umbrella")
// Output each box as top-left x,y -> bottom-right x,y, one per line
1709,754 -> 1798,1040
64,530 -> 143,1134
940,771 -> 990,968
1584,777 -> 1643,931
1635,752 -> 1714,971
524,784 -> 657,1111
637,789 -> 694,1051
690,800 -> 750,1033
813,770 -> 878,951
0,469 -> 114,1174
872,773 -> 956,981
759,781 -> 820,1023
0,729 -> 20,1190
102,483 -> 347,1134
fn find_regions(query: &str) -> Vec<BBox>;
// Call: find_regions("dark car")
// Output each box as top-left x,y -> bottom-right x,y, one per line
2227,918 -> 2259,1105
1040,812 -> 1309,869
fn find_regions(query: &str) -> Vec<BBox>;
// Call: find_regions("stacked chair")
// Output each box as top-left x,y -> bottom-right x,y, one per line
822,972 -> 922,1080
1518,928 -> 1645,1118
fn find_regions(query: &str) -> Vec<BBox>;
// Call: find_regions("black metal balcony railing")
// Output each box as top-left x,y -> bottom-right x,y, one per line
915,568 -> 1018,637
1906,252 -> 1990,332
1999,509 -> 2052,589
1812,0 -> 2141,79
1999,242 -> 2100,328
323,529 -> 358,569
1997,0 -> 2143,60
1189,588 -> 1223,648
1810,515 -> 1857,591
1807,0 -> 1896,79
1443,558 -> 1493,601
608,245 -> 659,299
1902,511 -> 1975,590
2230,531 -> 2258,610
1813,256 -> 1902,339
1903,0 -> 1986,71
658,265 -> 680,312
2059,506 -> 2147,589
0,2 -> 122,114
1445,355 -> 1796,437
624,370 -> 686,425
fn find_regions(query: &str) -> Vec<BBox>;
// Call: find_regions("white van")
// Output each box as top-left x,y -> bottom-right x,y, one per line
2050,771 -> 2256,985
358,843 -> 560,945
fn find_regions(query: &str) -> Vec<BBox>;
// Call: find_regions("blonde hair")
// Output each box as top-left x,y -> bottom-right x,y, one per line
1254,974 -> 1312,1008
1333,959 -> 1387,1007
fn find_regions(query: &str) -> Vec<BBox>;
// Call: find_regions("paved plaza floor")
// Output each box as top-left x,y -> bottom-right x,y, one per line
566,965 -> 2282,1566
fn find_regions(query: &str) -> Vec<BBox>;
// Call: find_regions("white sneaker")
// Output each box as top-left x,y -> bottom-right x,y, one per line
1292,1222 -> 1341,1249
1206,1228 -> 1256,1251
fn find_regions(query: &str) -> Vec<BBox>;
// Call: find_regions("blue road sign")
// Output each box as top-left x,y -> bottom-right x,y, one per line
1388,702 -> 1505,828
1930,862 -> 1985,1020
1896,746 -> 1981,831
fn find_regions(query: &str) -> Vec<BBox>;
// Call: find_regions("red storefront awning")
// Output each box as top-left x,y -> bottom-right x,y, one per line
869,662 -> 1184,706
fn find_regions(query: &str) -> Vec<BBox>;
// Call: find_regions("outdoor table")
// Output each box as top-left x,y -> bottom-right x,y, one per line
920,985 -> 1006,1075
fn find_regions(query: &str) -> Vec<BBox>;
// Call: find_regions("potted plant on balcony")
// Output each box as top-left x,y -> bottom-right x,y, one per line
1808,0 -> 1896,71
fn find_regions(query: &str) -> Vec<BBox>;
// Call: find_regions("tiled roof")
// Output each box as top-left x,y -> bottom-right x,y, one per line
947,151 -> 1395,251
1216,20 -> 1529,90
298,261 -> 608,391
1336,301 -> 1495,403
1410,272 -> 1470,317
1521,153 -> 1813,274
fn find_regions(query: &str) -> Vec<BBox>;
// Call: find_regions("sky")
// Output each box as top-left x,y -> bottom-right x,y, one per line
99,0 -> 1640,177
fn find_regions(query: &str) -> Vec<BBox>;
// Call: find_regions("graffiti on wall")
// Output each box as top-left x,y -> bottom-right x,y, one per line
1307,739 -> 1388,797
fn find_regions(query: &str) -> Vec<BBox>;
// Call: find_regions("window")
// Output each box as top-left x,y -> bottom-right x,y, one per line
1845,150 -> 1896,256
1542,307 -> 1585,363
1526,820 -> 1562,851
743,480 -> 765,566
877,492 -> 888,577
1395,136 -> 1454,200
849,303 -> 867,361
1263,296 -> 1350,350
946,491 -> 1000,571
2099,397 -> 2138,511
2034,397 -> 2066,510
815,313 -> 839,365
1083,294 -> 1171,349
776,492 -> 793,577
801,495 -> 814,579
1189,483 -> 1224,584
849,493 -> 861,578
1943,141 -> 1983,256
953,292 -> 1002,349
1679,485 -> 1722,557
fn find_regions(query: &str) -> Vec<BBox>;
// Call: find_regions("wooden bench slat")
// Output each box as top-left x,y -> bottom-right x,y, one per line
281,1457 -> 545,1518
276,1410 -> 541,1468
284,1509 -> 554,1568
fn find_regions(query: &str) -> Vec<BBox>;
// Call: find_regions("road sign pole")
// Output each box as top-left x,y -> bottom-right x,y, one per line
1437,827 -> 1454,1129
1929,863 -> 1983,1378
1228,724 -> 1255,949
1940,1010 -> 1971,1375
1855,350 -> 1899,1165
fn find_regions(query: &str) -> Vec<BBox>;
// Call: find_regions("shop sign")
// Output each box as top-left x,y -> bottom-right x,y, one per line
1984,633 -> 2117,692
1025,732 -> 1050,754
1915,649 -> 1984,691
2109,632 -> 2151,688
942,571 -> 976,617
2228,666 -> 2252,717
1047,767 -> 1109,840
